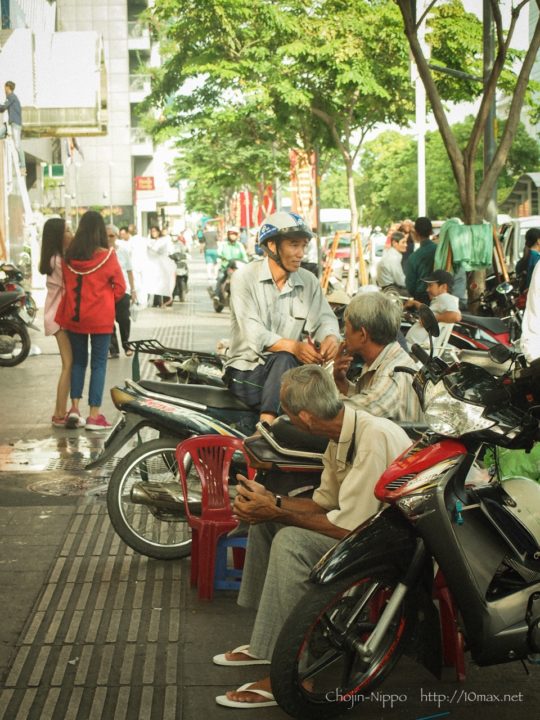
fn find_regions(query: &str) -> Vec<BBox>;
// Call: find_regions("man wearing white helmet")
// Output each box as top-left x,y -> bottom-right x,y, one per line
225,211 -> 340,423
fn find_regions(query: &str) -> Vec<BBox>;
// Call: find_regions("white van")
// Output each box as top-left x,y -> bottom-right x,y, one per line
320,208 -> 351,241
499,216 -> 540,272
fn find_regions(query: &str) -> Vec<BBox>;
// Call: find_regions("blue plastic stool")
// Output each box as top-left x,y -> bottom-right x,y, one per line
214,535 -> 248,591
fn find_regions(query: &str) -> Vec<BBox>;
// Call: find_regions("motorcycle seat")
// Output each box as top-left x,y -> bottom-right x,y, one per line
0,290 -> 23,311
460,313 -> 508,335
456,350 -> 513,376
269,416 -> 329,453
138,380 -> 253,410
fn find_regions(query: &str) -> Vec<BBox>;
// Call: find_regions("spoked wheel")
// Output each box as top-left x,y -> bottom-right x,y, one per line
271,566 -> 415,720
0,318 -> 31,366
106,437 -> 199,560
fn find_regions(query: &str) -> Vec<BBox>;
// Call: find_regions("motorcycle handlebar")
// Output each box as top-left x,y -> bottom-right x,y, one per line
410,343 -> 430,365
394,365 -> 417,376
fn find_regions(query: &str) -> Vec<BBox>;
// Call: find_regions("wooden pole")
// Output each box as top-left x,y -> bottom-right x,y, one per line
321,231 -> 341,292
356,232 -> 369,286
492,225 -> 509,282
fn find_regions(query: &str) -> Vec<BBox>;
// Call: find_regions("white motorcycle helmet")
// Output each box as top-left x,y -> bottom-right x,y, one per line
258,211 -> 313,268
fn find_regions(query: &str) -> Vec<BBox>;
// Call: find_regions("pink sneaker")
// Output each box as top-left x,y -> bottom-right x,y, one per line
85,414 -> 112,431
51,413 -> 68,428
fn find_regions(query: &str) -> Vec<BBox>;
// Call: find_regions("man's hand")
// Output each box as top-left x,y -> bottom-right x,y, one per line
235,474 -> 268,497
233,482 -> 278,523
332,341 -> 353,390
292,340 -> 323,365
404,299 -> 419,310
319,335 -> 340,362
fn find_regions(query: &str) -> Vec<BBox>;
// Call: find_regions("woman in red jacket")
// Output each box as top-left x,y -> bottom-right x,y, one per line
55,211 -> 126,430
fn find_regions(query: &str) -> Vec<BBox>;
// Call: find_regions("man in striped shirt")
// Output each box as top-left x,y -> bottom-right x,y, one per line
333,291 -> 423,423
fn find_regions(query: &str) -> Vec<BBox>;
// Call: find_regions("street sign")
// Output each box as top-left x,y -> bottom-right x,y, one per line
44,164 -> 65,179
135,176 -> 155,191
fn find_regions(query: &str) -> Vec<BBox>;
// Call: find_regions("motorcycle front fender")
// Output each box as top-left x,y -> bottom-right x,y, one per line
85,412 -> 150,469
310,506 -> 419,585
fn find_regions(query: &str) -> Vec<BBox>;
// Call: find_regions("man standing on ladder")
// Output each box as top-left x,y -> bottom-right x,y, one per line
0,81 -> 26,174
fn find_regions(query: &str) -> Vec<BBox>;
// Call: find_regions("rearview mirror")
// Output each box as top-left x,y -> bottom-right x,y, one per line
418,304 -> 440,338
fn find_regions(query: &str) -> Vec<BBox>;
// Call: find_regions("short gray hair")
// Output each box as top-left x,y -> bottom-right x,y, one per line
106,224 -> 119,236
345,292 -> 400,345
280,365 -> 343,420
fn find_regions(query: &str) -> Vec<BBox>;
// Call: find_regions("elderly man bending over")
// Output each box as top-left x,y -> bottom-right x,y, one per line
212,365 -> 411,709
333,291 -> 423,423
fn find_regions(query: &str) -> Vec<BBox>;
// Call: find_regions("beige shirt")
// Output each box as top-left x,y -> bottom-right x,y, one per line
313,405 -> 411,531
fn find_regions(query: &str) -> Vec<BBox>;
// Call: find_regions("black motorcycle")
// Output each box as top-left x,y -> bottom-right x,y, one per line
209,259 -> 246,313
0,290 -> 33,366
270,308 -> 540,719
87,377 -> 258,559
0,262 -> 37,323
169,248 -> 189,302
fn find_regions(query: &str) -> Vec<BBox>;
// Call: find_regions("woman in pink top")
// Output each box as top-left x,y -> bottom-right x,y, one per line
39,218 -> 74,427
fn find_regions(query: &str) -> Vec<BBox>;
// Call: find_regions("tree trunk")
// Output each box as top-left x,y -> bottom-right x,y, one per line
345,157 -> 358,236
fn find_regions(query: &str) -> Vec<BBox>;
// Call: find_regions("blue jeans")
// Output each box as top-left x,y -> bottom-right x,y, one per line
68,332 -> 111,407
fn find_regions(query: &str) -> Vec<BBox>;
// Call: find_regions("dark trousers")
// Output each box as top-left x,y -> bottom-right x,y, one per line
110,293 -> 131,354
227,352 -> 300,416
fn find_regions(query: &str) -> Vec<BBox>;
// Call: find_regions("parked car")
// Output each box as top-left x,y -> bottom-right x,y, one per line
499,215 -> 540,272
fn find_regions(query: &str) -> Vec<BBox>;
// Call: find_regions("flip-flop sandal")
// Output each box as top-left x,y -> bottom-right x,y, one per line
215,683 -> 277,708
213,644 -> 270,666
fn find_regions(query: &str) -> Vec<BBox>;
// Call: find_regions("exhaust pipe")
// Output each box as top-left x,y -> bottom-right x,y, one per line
130,482 -> 186,514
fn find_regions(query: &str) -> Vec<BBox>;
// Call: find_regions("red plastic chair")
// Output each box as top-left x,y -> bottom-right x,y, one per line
176,435 -> 255,600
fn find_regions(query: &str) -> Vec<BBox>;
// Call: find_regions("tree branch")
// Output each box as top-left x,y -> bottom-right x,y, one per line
477,10 -> 540,212
396,0 -> 466,202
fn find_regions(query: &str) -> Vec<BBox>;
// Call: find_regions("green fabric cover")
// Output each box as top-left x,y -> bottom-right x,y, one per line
484,443 -> 540,483
435,218 -> 493,272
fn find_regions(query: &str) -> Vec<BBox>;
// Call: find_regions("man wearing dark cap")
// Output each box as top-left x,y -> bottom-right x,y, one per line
405,216 -> 436,303
405,269 -> 462,347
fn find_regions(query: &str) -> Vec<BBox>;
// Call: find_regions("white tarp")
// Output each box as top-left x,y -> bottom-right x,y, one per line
0,28 -> 104,109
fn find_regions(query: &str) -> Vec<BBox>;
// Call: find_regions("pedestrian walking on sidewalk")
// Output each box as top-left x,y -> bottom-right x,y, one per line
0,80 -> 26,172
146,225 -> 175,307
55,211 -> 126,431
107,224 -> 137,358
39,217 -> 74,428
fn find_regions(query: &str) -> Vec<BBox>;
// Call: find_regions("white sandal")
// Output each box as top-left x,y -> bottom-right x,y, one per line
212,644 -> 271,666
215,682 -> 277,708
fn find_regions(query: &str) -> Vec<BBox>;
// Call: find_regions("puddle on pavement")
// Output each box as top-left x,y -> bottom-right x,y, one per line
0,435 -> 116,496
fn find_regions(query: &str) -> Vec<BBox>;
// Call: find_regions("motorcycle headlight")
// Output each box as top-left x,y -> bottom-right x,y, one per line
423,380 -> 495,437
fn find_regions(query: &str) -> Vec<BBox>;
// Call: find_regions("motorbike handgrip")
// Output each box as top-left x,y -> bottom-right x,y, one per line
394,365 -> 416,376
411,343 -> 430,365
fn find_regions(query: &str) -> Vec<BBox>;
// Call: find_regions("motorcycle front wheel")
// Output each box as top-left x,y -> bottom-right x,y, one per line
107,437 -> 198,560
177,276 -> 188,302
0,317 -> 31,366
271,566 -> 415,720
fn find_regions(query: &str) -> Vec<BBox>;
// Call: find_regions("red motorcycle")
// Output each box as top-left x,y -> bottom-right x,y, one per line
270,307 -> 540,719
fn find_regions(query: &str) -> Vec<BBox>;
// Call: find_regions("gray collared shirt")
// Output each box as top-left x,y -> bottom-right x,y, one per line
344,341 -> 424,423
225,257 -> 340,371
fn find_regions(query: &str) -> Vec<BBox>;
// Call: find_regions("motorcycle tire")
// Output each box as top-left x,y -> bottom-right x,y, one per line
213,297 -> 224,313
178,276 -> 187,303
271,565 -> 415,720
107,437 -> 198,560
0,317 -> 31,367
